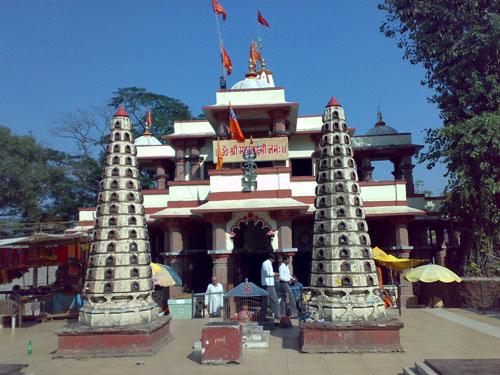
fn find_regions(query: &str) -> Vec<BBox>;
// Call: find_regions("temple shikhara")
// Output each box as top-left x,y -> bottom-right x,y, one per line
74,49 -> 442,307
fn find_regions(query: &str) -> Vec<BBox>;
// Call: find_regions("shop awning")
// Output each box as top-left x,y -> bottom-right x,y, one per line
0,232 -> 90,249
372,246 -> 425,271
191,198 -> 309,214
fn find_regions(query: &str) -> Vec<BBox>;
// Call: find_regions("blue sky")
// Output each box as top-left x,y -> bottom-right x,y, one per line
0,0 -> 446,194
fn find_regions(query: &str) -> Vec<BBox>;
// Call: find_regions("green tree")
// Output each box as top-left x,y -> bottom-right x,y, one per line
109,87 -> 193,138
379,0 -> 500,275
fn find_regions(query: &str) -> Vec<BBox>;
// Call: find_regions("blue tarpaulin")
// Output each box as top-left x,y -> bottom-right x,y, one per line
225,279 -> 269,297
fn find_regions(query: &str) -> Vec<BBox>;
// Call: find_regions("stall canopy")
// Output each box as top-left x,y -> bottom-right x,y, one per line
226,279 -> 269,297
0,232 -> 89,248
371,246 -> 425,271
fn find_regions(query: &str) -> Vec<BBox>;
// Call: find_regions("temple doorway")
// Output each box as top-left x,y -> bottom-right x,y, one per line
232,220 -> 274,286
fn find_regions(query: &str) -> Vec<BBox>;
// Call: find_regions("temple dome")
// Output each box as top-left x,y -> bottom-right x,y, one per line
134,135 -> 162,146
231,77 -> 271,90
366,111 -> 398,136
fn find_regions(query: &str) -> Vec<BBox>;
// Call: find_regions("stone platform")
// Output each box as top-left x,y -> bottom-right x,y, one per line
299,319 -> 403,353
242,322 -> 270,349
54,315 -> 172,358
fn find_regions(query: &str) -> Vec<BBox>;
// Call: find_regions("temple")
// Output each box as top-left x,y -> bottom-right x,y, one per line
74,52 -> 448,306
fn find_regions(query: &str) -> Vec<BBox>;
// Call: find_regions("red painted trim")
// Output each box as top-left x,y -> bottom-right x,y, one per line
167,200 -> 201,208
193,205 -> 307,214
77,221 -> 94,226
142,189 -> 169,195
209,167 -> 291,176
295,196 -> 315,204
163,133 -> 214,140
208,190 -> 292,201
167,180 -> 210,186
291,176 -> 315,182
78,207 -> 96,212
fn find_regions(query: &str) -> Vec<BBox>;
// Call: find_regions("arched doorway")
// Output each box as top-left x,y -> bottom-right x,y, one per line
231,219 -> 274,286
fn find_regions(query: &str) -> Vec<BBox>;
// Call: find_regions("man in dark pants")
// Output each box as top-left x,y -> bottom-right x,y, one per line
260,253 -> 280,321
279,256 -> 298,318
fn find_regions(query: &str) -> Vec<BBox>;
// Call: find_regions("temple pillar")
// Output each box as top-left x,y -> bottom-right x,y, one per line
361,157 -> 374,181
205,213 -> 232,290
401,155 -> 415,196
269,109 -> 288,137
392,218 -> 415,308
173,143 -> 186,181
189,143 -> 203,180
391,157 -> 403,180
310,134 -> 321,177
156,165 -> 166,189
163,219 -> 185,295
208,252 -> 231,291
214,111 -> 230,139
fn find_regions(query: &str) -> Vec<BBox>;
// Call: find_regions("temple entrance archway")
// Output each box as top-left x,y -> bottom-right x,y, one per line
231,219 -> 274,286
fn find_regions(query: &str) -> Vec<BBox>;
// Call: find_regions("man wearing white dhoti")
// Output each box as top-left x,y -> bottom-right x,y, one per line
204,277 -> 224,317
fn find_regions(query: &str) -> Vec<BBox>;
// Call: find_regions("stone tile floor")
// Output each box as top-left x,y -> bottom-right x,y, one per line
0,308 -> 499,375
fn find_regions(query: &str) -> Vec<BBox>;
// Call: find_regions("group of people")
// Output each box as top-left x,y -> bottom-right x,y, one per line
261,253 -> 298,321
203,253 -> 299,321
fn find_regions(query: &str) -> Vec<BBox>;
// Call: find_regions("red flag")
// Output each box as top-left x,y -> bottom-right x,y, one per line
257,11 -> 270,27
228,104 -> 245,142
212,0 -> 227,21
221,44 -> 232,75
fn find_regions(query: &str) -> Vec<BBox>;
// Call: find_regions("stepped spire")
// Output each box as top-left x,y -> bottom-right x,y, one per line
79,109 -> 157,327
308,97 -> 385,321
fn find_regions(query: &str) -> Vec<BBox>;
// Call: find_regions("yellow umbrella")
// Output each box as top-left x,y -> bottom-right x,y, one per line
403,264 -> 462,283
150,263 -> 182,287
372,247 -> 425,271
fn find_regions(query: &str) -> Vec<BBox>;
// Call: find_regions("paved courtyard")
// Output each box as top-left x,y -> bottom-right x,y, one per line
1,308 -> 499,375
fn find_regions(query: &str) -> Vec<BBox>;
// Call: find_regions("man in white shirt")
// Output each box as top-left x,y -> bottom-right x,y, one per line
279,256 -> 298,318
204,277 -> 224,317
260,253 -> 281,320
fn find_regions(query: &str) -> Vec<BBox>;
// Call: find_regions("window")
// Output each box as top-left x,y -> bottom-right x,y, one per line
341,277 -> 351,287
352,184 -> 359,193
339,235 -> 348,245
105,269 -> 114,279
104,283 -> 113,293
112,168 -> 119,176
105,256 -> 115,266
338,222 -> 346,230
340,248 -> 350,258
124,133 -> 130,141
291,158 -> 313,176
129,229 -> 137,239
334,135 -> 340,144
126,180 -> 134,189
111,180 -> 119,189
130,255 -> 138,264
360,235 -> 368,244
128,217 -> 137,225
337,208 -> 345,217
131,268 -> 139,277
114,121 -> 121,129
317,263 -> 324,272
127,193 -> 135,201
317,277 -> 324,285
344,135 -> 350,144
358,222 -> 366,230
366,276 -> 374,286
110,204 -> 118,214
125,157 -> 132,165
129,242 -> 138,251
108,230 -> 116,239
125,145 -> 131,154
110,193 -> 118,201
348,159 -> 355,168
335,183 -> 344,192
354,197 -> 360,205
334,147 -> 341,155
317,249 -> 325,258
114,133 -> 120,141
128,204 -> 135,214
108,217 -> 117,226
335,170 -> 343,179
364,262 -> 372,271
126,168 -> 133,177
334,158 -> 342,167
356,208 -> 363,217
336,196 -> 345,205
107,243 -> 115,252
341,262 -> 350,272
346,147 -> 352,156
113,144 -> 120,153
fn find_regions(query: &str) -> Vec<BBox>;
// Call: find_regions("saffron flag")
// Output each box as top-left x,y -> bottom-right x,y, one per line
212,0 -> 227,21
221,44 -> 232,75
250,41 -> 261,67
228,104 -> 245,142
257,11 -> 270,27
216,139 -> 224,170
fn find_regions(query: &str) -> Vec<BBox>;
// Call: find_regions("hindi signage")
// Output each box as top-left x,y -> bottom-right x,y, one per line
212,137 -> 288,163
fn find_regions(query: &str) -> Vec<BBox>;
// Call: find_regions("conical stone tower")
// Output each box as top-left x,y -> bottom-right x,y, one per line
308,97 -> 385,321
79,107 -> 157,327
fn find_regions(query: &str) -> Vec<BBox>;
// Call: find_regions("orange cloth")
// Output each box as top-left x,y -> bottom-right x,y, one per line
211,0 -> 227,20
228,104 -> 245,142
221,44 -> 232,76
216,139 -> 224,170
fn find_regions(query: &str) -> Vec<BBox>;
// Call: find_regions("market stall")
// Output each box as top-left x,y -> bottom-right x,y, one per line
0,232 -> 90,320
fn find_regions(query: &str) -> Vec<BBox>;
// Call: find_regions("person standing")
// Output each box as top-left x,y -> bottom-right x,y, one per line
261,253 -> 281,321
204,277 -> 224,317
279,256 -> 298,318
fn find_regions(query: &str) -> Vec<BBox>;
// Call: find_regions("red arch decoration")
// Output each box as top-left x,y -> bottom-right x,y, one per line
229,212 -> 276,238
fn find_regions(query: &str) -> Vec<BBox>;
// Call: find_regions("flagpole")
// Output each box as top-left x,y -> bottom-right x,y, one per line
213,13 -> 225,80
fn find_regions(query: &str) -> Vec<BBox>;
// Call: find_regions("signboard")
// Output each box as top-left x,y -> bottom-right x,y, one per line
212,137 -> 288,163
